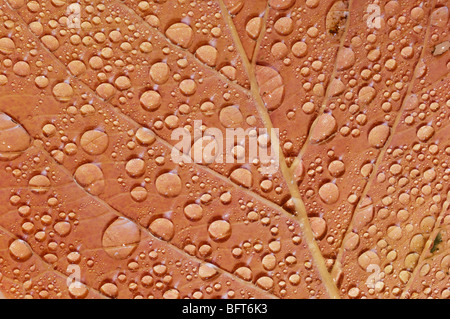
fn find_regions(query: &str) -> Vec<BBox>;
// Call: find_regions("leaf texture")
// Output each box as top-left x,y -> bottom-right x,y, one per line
0,0 -> 448,299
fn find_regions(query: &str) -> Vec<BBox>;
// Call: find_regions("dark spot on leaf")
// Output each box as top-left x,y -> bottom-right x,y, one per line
430,232 -> 442,253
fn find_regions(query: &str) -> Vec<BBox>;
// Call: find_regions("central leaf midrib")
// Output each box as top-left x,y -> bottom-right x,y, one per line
216,0 -> 341,299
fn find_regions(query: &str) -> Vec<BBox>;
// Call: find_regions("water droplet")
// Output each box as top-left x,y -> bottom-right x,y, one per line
387,225 -> 402,240
410,6 -> 425,20
234,266 -> 252,281
328,160 -> 345,177
336,47 -> 355,70
68,60 -> 86,76
208,220 -> 232,241
230,168 -> 253,188
125,158 -> 146,178
114,76 -> 131,91
358,86 -> 376,104
149,218 -> 174,241
163,288 -> 180,299
0,113 -> 31,161
430,6 -> 449,27
269,0 -> 295,10
410,234 -> 425,252
9,239 -> 32,261
130,186 -> 148,202
96,83 -> 116,101
155,173 -> 182,197
274,17 -> 293,35
80,130 -> 109,155
74,163 -> 105,195
102,217 -> 140,259
353,198 -> 374,230
246,17 -> 262,40
140,90 -> 161,111
291,41 -> 308,58
368,124 -> 390,149
41,35 -> 60,51
68,282 -> 88,299
0,37 -> 15,54
13,61 -> 30,77
179,79 -> 197,96
256,276 -> 274,290
343,232 -> 360,251
310,217 -> 327,239
358,250 -> 380,270
28,175 -> 51,193
310,114 -> 337,144
219,105 -> 244,128
135,127 -> 156,145
100,282 -> 118,298
271,42 -> 288,60
417,125 -> 435,142
52,82 -> 74,102
54,221 -> 71,236
196,45 -> 218,67
224,0 -> 244,14
150,62 -> 170,85
326,1 -> 349,38
165,23 -> 194,49
400,46 -> 414,59
262,254 -> 276,270
255,65 -> 284,111
318,182 -> 340,204
184,203 -> 203,221
199,264 -> 218,280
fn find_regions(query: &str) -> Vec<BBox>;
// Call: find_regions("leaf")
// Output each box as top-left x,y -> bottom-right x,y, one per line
0,0 -> 448,300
